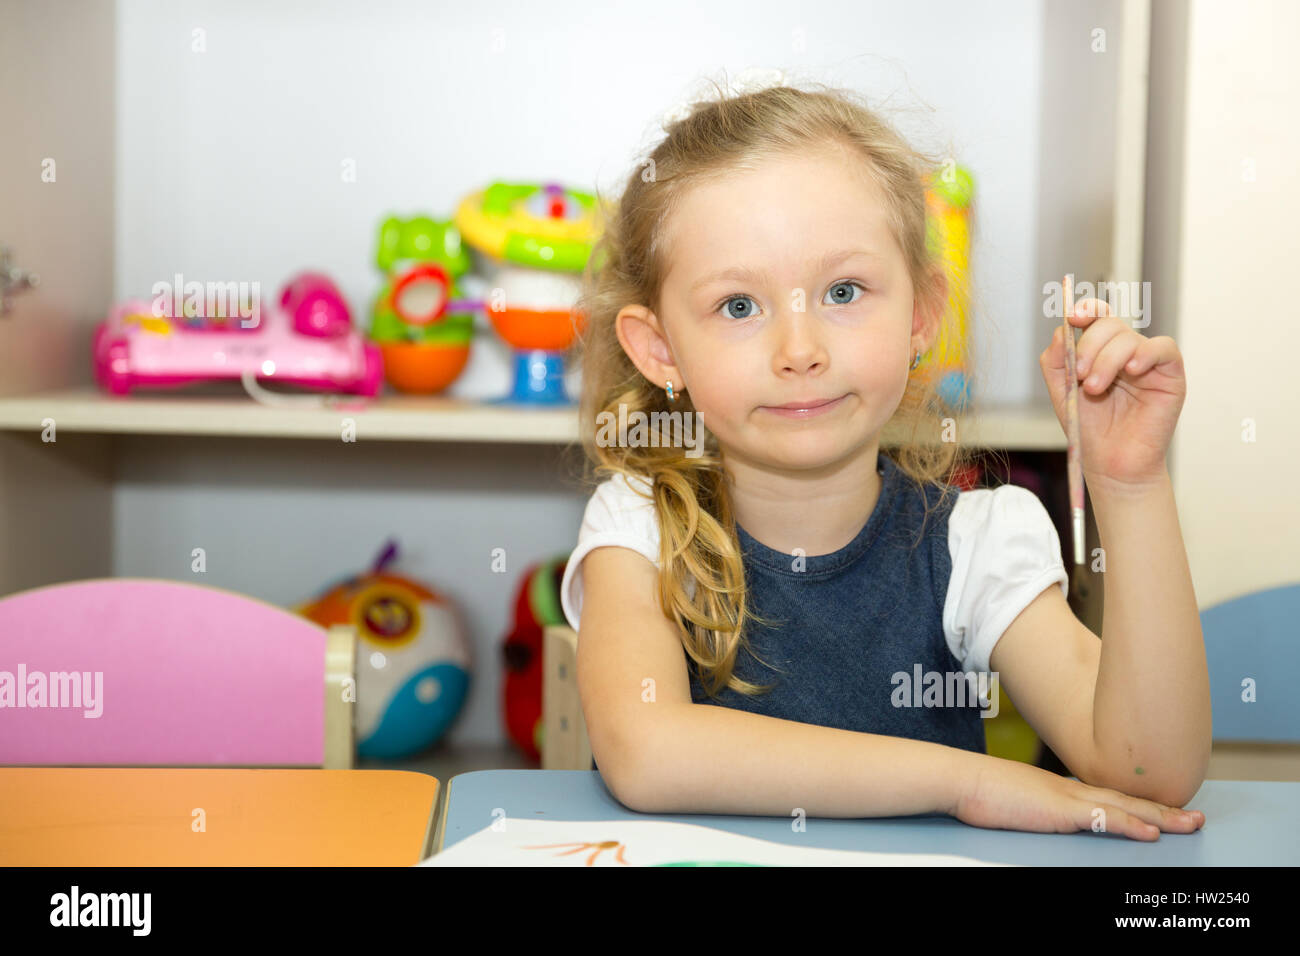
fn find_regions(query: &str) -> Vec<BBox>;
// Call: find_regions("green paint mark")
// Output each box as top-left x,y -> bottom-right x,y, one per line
655,861 -> 766,866
1135,766 -> 1145,775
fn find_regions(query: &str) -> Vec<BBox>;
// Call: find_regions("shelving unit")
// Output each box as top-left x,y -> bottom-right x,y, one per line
0,0 -> 1151,783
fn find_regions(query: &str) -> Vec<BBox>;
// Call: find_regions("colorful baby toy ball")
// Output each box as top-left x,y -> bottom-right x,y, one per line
298,540 -> 473,759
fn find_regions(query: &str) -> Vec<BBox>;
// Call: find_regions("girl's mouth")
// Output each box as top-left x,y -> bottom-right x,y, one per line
760,394 -> 848,419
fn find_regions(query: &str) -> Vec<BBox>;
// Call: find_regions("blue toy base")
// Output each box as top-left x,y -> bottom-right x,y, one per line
487,349 -> 574,406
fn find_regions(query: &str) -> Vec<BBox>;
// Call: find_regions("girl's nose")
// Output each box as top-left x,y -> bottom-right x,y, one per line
772,310 -> 828,374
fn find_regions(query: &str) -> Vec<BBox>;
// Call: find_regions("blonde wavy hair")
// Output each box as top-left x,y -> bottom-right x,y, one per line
569,78 -> 985,702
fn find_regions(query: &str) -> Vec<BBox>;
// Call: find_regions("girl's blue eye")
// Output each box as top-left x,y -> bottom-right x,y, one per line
824,281 -> 866,306
720,295 -> 760,320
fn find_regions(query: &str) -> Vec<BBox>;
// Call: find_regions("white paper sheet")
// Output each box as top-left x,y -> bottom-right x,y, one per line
418,818 -> 1015,866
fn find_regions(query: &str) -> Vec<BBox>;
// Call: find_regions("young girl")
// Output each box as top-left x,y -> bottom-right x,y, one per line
558,79 -> 1209,841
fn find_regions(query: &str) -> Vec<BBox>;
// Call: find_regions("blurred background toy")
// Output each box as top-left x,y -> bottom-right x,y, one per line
500,555 -> 569,764
454,181 -> 599,405
297,539 -> 472,759
93,271 -> 382,398
921,164 -> 975,412
369,216 -> 477,394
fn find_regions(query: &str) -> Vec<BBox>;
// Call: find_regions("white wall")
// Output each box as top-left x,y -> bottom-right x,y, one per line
1160,0 -> 1300,606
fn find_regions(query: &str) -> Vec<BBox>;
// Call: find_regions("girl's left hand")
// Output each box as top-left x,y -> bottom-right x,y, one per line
1039,297 -> 1186,495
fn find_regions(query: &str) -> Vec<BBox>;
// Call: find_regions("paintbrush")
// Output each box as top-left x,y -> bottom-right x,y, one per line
1061,274 -> 1089,602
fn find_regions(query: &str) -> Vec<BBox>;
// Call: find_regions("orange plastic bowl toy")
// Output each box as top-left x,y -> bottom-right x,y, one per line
370,219 -> 477,395
377,341 -> 471,394
487,306 -> 586,352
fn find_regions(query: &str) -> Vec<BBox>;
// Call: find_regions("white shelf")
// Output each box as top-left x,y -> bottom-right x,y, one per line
0,388 -> 579,444
921,402 -> 1067,451
0,388 -> 1068,450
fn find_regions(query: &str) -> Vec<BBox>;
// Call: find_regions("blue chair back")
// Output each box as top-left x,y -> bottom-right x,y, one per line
1201,582 -> 1300,742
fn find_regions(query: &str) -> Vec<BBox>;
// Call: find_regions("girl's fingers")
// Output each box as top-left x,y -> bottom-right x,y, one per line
1085,786 -> 1205,832
1079,331 -> 1140,393
1113,806 -> 1162,841
1077,802 -> 1160,840
1067,296 -> 1112,326
1074,315 -> 1129,379
1125,334 -> 1181,376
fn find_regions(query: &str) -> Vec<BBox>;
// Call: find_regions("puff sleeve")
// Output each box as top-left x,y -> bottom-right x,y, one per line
559,473 -> 661,634
942,484 -> 1070,675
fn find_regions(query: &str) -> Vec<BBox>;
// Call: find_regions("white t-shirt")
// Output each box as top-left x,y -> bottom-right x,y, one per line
559,471 -> 1069,676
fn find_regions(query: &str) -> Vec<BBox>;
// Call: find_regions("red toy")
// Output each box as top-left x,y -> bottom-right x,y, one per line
501,555 -> 568,764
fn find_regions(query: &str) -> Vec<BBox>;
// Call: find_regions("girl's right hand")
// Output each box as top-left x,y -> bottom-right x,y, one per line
951,755 -> 1206,840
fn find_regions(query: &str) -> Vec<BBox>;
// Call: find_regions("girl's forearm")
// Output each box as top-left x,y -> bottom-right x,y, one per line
1087,469 -> 1212,805
617,701 -> 983,818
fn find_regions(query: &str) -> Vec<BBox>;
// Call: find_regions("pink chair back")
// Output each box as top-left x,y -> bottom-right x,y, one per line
0,578 -> 349,767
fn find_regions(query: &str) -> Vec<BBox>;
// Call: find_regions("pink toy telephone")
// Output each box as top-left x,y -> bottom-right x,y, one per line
93,272 -> 383,397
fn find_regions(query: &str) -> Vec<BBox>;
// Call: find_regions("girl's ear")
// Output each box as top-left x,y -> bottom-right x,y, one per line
616,303 -> 683,387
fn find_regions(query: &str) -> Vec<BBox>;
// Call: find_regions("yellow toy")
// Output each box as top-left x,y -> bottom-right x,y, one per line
983,680 -> 1042,765
453,181 -> 601,404
453,182 -> 600,273
921,164 -> 975,412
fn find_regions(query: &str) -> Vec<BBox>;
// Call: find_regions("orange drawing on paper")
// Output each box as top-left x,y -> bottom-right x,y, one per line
522,840 -> 631,865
